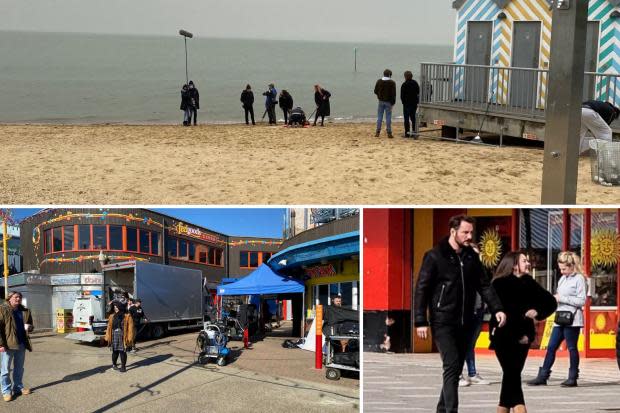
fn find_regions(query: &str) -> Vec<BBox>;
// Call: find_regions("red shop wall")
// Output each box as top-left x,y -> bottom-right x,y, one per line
364,209 -> 412,311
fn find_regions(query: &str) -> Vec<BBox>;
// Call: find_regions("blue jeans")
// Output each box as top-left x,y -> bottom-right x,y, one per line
1,344 -> 26,395
464,308 -> 485,377
376,101 -> 393,134
542,326 -> 580,376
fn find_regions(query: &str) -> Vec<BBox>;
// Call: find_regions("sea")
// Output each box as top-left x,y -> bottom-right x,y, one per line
0,31 -> 452,124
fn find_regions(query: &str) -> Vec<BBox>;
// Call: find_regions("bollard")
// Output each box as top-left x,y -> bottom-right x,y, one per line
243,327 -> 249,349
315,305 -> 323,369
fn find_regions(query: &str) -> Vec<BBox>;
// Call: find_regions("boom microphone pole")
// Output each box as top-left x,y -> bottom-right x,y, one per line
179,29 -> 193,84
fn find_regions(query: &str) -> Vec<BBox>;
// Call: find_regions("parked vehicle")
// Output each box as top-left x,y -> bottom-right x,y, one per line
67,260 -> 207,343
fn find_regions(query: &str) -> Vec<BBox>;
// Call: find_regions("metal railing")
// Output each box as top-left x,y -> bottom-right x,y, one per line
420,63 -> 620,119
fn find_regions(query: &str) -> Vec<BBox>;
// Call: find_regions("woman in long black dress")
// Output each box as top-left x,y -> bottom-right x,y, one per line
489,251 -> 557,413
313,84 -> 331,126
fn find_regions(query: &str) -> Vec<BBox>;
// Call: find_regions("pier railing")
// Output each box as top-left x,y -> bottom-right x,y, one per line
420,63 -> 620,119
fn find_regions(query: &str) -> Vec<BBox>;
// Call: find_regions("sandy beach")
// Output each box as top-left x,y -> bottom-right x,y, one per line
2,123 -> 617,205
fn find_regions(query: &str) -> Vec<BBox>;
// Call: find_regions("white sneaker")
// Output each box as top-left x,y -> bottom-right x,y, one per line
469,374 -> 490,385
458,375 -> 471,387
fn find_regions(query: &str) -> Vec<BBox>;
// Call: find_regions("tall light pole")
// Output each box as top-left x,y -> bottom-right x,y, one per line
0,209 -> 14,299
179,29 -> 194,84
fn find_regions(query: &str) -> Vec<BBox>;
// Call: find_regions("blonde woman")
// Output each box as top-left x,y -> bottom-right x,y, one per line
528,251 -> 587,387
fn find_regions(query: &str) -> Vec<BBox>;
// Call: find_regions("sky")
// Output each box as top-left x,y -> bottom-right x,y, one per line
7,208 -> 285,238
0,0 -> 456,45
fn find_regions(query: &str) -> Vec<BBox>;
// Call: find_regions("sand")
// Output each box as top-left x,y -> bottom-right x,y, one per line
1,123 -> 618,205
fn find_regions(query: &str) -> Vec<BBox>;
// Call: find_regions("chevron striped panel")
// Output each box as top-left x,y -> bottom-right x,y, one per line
589,0 -> 620,105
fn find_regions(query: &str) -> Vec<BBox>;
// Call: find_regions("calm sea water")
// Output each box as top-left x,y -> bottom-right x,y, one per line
0,31 -> 452,124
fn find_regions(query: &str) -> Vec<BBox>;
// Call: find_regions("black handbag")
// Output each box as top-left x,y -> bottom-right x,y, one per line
554,310 -> 575,326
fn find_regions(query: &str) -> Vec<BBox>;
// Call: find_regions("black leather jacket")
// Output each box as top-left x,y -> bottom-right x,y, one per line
414,237 -> 503,327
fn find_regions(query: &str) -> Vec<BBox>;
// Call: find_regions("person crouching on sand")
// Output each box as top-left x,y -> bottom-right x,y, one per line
180,84 -> 191,126
105,302 -> 135,373
240,84 -> 255,125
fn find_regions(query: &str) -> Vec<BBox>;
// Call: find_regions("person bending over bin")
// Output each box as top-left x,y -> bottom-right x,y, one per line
580,100 -> 620,154
0,291 -> 34,402
414,214 -> 506,413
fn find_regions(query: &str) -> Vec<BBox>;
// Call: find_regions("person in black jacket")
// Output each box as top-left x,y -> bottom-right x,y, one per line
616,318 -> 620,372
188,80 -> 200,126
279,90 -> 294,125
400,71 -> 420,138
414,214 -> 506,413
374,69 -> 396,138
580,100 -> 620,153
240,84 -> 255,125
313,84 -> 331,126
180,84 -> 191,126
128,298 -> 148,353
490,252 -> 557,413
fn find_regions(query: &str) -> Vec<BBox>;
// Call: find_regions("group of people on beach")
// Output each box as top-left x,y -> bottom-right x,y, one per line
239,83 -> 332,127
415,214 -> 591,413
180,81 -> 200,126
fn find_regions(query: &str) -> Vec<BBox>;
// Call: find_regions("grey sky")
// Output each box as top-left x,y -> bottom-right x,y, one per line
1,0 -> 456,45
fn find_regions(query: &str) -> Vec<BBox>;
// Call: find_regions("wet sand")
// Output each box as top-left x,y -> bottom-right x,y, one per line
2,123 -> 616,205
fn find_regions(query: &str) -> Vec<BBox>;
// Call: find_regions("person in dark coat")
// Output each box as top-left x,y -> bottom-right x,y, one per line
489,252 -> 557,413
616,318 -> 620,372
400,71 -> 420,138
240,84 -> 255,125
414,214 -> 506,413
313,84 -> 331,126
128,298 -> 147,353
105,302 -> 135,373
0,291 -> 34,402
180,84 -> 191,126
279,90 -> 294,125
188,80 -> 200,126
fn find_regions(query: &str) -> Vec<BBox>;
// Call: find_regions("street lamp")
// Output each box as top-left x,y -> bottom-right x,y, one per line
179,29 -> 194,84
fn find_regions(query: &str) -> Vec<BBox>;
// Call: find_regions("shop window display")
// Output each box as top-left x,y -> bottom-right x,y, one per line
78,225 -> 90,250
126,227 -> 137,252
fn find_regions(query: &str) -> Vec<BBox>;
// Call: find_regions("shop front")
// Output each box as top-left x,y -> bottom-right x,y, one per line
364,208 -> 620,358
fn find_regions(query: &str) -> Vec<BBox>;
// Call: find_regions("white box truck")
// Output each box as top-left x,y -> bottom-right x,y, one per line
67,260 -> 206,342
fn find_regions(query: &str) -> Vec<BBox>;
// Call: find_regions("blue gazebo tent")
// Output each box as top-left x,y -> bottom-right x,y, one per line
216,264 -> 304,295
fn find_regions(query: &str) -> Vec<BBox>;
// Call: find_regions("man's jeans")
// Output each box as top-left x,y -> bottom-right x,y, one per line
432,324 -> 469,413
1,344 -> 26,395
376,101 -> 393,133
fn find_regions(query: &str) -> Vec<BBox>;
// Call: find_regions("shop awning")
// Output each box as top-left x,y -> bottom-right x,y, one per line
267,231 -> 359,271
216,264 -> 304,295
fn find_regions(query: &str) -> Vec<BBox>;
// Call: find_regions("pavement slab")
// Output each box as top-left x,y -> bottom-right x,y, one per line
363,352 -> 620,413
2,331 -> 358,413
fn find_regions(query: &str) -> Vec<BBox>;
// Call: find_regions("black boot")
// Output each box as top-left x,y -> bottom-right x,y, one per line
561,368 -> 578,387
527,367 -> 551,386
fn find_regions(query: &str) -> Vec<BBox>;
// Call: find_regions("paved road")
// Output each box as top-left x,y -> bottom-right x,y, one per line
364,352 -> 620,413
3,331 -> 358,413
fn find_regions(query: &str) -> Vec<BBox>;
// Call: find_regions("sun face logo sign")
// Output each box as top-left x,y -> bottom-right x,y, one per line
591,229 -> 620,268
480,228 -> 502,269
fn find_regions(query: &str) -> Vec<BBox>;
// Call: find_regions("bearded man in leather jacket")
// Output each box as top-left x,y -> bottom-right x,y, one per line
414,214 -> 507,413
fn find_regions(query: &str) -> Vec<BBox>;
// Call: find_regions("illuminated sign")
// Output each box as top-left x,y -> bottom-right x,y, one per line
171,222 -> 223,244
305,264 -> 337,279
